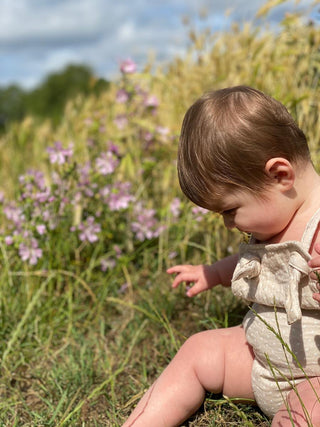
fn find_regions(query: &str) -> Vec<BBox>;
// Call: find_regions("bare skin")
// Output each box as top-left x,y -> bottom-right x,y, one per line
122,160 -> 320,427
122,326 -> 254,427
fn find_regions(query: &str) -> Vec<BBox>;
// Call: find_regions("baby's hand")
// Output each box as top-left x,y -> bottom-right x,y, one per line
308,242 -> 320,303
167,264 -> 216,297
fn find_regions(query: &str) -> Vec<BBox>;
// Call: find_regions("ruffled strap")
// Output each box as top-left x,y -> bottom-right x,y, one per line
287,251 -> 311,324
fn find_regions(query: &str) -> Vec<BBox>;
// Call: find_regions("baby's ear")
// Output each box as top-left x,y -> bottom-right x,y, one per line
264,157 -> 295,190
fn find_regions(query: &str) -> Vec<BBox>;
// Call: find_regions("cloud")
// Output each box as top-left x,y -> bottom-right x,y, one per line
0,0 -> 316,88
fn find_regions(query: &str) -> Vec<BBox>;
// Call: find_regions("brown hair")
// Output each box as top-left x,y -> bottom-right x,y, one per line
178,86 -> 310,211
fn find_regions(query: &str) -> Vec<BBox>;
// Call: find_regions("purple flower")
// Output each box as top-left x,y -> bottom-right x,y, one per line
120,59 -> 137,74
116,89 -> 129,103
169,198 -> 181,218
131,203 -> 166,241
118,283 -> 128,294
19,238 -> 43,265
144,95 -> 159,108
3,203 -> 24,225
36,224 -> 46,235
114,114 -> 128,130
47,141 -> 73,165
191,206 -> 209,222
108,142 -> 120,156
4,236 -> 13,245
95,151 -> 119,175
100,258 -> 116,272
169,251 -> 178,259
78,216 -> 101,243
100,182 -> 135,211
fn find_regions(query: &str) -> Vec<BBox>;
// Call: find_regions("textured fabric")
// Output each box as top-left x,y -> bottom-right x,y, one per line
231,208 -> 320,417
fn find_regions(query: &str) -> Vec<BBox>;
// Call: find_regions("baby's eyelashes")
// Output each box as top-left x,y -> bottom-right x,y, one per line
222,208 -> 237,215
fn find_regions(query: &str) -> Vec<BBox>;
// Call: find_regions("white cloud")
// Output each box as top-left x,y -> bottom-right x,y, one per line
0,0 -> 316,88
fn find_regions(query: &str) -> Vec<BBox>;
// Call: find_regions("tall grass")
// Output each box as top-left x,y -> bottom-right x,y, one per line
0,2 -> 320,425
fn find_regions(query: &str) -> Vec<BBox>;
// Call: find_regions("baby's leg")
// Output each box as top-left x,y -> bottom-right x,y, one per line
272,377 -> 320,427
122,325 -> 254,427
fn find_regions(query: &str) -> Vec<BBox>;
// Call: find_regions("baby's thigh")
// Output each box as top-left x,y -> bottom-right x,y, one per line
188,325 -> 255,400
272,377 -> 320,427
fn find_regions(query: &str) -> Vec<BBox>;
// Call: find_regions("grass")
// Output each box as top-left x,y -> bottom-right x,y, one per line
1,1 -> 320,425
0,260 -> 272,425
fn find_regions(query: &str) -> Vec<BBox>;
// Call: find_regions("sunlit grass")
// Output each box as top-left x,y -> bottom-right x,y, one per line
0,2 -> 320,425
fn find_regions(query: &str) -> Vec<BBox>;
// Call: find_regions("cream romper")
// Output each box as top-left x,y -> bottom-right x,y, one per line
231,208 -> 320,417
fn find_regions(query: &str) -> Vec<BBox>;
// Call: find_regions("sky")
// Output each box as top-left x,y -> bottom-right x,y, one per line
0,0 -> 318,90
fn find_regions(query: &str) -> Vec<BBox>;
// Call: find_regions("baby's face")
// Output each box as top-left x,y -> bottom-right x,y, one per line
216,187 -> 296,243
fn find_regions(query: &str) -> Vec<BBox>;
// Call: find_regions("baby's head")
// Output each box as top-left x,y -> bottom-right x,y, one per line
178,86 -> 310,211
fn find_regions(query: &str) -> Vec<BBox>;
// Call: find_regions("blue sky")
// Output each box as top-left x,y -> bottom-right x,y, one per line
0,0 -> 317,89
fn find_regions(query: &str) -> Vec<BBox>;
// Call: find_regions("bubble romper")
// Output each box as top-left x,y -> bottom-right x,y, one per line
231,209 -> 320,417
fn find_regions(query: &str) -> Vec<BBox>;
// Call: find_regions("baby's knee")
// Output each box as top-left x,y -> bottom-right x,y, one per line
177,330 -> 224,363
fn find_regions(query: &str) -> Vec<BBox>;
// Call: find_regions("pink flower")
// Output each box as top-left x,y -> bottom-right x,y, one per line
19,238 -> 43,265
47,141 -> 73,165
114,114 -> 128,130
191,206 -> 209,221
36,224 -> 46,235
5,236 -> 13,245
78,216 -> 101,243
95,151 -> 119,175
116,89 -> 129,103
169,198 -> 181,218
100,182 -> 135,211
144,95 -> 159,108
131,202 -> 166,241
100,258 -> 116,272
120,59 -> 137,74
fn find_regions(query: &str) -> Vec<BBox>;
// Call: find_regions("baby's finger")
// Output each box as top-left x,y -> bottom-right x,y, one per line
186,284 -> 201,297
308,257 -> 320,267
312,292 -> 320,303
171,273 -> 196,288
167,265 -> 191,275
314,243 -> 320,255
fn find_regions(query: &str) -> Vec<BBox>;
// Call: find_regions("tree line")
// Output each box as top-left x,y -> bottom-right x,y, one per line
0,64 -> 110,131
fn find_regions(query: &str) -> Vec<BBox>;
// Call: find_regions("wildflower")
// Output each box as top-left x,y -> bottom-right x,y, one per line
100,258 -> 116,272
78,216 -> 101,243
120,59 -> 137,74
3,203 -> 24,225
113,245 -> 122,257
192,206 -> 209,221
116,89 -> 129,103
131,203 -> 166,241
100,182 -> 135,211
114,114 -> 128,130
169,198 -> 181,218
47,141 -> 73,165
118,283 -> 129,294
144,95 -> 159,109
169,251 -> 178,259
19,238 -> 43,265
108,142 -> 120,156
143,131 -> 153,143
36,224 -> 46,235
4,236 -> 13,245
156,126 -> 170,136
95,151 -> 119,175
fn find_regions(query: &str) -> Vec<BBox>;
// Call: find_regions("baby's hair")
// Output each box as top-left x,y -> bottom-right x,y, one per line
178,85 -> 310,211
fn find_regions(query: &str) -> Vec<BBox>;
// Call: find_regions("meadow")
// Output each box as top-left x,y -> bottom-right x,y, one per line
1,3 -> 320,425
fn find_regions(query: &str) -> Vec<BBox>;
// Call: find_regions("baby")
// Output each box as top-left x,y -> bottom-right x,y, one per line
123,86 -> 320,426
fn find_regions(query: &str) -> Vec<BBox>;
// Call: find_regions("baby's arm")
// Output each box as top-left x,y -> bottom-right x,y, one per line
167,254 -> 238,297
